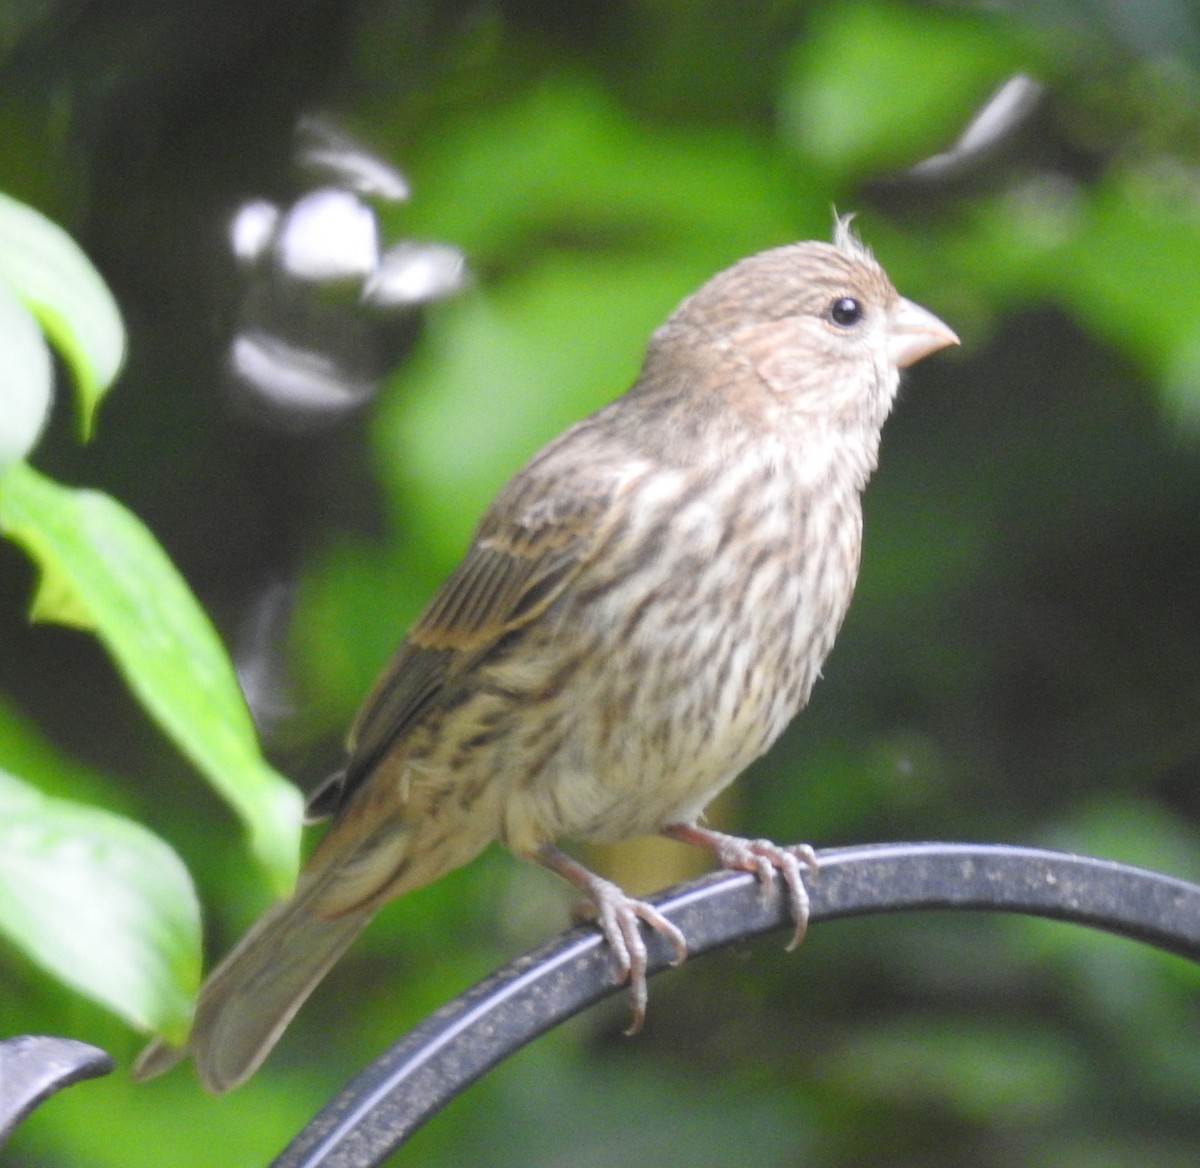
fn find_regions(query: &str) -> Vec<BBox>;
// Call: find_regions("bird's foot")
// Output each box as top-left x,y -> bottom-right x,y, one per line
535,843 -> 687,1034
662,823 -> 817,950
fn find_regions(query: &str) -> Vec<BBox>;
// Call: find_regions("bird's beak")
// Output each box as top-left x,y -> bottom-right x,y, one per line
889,297 -> 960,369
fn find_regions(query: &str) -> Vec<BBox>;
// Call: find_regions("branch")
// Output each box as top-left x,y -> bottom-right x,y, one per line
271,841 -> 1200,1168
0,1036 -> 113,1149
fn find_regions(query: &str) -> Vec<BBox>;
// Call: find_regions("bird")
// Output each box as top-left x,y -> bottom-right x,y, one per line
133,215 -> 958,1093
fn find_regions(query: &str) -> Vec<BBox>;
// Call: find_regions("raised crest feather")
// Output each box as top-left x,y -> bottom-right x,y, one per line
832,209 -> 873,265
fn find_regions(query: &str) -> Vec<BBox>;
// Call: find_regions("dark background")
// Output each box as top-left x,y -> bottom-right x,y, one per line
3,1 -> 1200,1165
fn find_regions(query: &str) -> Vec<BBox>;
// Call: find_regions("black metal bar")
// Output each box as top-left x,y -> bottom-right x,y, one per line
0,1035 -> 114,1149
271,842 -> 1200,1168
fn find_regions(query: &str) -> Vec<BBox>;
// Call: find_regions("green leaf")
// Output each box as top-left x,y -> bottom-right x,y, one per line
781,1 -> 1022,179
396,75 -> 810,264
0,768 -> 200,1041
0,463 -> 302,892
1052,171 -> 1200,421
0,190 -> 125,440
0,275 -> 53,470
380,253 -> 695,555
828,1016 -> 1084,1122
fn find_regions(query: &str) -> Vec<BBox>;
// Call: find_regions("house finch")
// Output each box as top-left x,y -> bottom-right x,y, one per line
135,216 -> 957,1093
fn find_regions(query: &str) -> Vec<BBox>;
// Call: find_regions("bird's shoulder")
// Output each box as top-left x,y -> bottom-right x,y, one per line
310,413 -> 653,820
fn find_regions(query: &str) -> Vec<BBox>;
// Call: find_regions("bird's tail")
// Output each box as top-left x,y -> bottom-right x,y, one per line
133,814 -> 413,1094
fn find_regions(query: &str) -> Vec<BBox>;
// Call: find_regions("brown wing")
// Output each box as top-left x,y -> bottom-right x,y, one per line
305,470 -> 620,820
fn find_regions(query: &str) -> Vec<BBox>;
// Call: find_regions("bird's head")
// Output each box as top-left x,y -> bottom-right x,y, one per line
647,215 -> 958,432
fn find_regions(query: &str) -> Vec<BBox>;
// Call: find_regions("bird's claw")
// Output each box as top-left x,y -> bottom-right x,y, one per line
589,875 -> 688,1034
663,825 -> 817,950
535,843 -> 687,1034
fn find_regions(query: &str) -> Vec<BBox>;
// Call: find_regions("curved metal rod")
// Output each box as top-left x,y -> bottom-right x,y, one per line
0,1036 -> 114,1149
270,841 -> 1200,1168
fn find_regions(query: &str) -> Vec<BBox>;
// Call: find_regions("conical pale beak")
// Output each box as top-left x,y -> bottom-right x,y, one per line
889,297 -> 960,369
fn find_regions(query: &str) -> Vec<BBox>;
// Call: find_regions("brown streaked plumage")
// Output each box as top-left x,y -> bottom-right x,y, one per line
134,216 -> 958,1093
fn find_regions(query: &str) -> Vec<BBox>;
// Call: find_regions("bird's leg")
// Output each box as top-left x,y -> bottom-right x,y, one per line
662,823 -> 818,950
533,842 -> 688,1034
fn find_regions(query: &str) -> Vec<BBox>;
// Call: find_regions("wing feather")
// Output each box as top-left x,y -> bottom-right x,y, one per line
307,461 -> 624,819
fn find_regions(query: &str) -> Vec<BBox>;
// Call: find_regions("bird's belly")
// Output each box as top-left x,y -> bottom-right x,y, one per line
537,623 -> 816,843
500,557 -> 850,846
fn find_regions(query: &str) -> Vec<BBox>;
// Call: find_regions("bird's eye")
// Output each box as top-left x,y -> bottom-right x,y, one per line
828,296 -> 864,327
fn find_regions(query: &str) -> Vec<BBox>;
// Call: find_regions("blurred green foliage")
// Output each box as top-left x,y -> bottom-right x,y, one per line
0,190 -> 124,444
0,189 -> 303,1046
3,0 -> 1200,1166
1,464 -> 302,896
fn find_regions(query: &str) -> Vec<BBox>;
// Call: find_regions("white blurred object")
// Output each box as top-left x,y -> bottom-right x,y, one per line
230,199 -> 281,264
364,241 -> 468,306
909,75 -> 1044,178
274,189 -> 379,282
226,117 -> 467,428
231,333 -> 375,414
235,578 -> 297,734
296,116 -> 410,201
